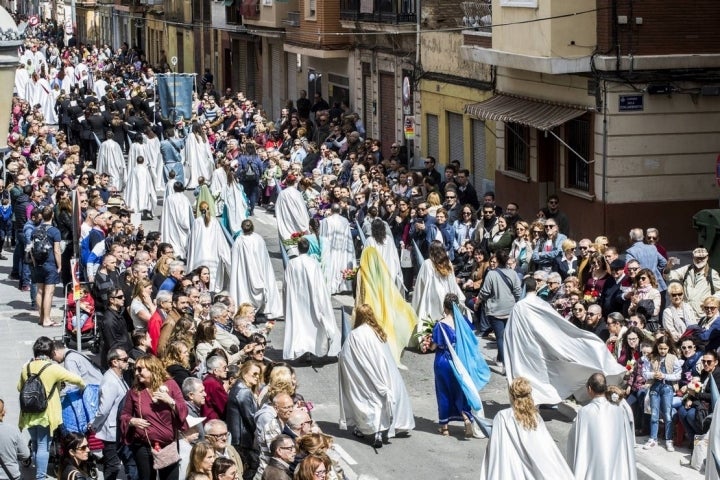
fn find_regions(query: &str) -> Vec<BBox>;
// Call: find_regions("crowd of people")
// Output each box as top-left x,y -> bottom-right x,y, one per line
6,16 -> 720,480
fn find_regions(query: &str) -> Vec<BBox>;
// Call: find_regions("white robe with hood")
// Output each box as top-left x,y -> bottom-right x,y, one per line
275,186 -> 310,240
124,163 -> 156,213
283,253 -> 340,360
338,323 -> 415,437
144,135 -> 163,193
319,213 -> 356,294
187,216 -> 231,292
37,77 -> 58,124
183,133 -> 214,189
229,232 -> 283,318
96,139 -> 126,191
14,67 -> 29,99
160,191 -> 194,258
223,181 -> 249,236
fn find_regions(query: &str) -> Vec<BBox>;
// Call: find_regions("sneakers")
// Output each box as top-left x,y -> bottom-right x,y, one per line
666,440 -> 674,452
643,439 -> 657,449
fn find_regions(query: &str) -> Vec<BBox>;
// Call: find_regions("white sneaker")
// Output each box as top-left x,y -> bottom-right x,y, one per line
643,439 -> 657,449
666,440 -> 674,452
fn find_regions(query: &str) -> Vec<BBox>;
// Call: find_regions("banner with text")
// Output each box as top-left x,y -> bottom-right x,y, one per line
156,73 -> 196,121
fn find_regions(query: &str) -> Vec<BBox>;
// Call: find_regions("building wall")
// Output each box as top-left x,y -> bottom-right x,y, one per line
285,0 -> 348,49
596,0 -> 720,56
490,0 -> 596,58
418,82 -> 496,184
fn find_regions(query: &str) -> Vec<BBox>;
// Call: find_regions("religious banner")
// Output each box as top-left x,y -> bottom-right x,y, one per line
156,73 -> 196,121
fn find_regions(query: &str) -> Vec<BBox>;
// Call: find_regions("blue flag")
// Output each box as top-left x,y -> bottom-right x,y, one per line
156,73 -> 196,120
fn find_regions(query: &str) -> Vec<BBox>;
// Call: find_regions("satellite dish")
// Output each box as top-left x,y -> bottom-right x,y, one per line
171,56 -> 178,66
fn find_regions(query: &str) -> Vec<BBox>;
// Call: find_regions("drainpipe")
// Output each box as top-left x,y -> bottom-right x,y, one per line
602,79 -> 608,236
414,0 -> 421,168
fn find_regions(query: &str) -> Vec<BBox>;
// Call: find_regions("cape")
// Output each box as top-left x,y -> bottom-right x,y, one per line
229,232 -> 283,318
338,323 -> 415,436
505,295 -> 626,405
283,254 -> 340,360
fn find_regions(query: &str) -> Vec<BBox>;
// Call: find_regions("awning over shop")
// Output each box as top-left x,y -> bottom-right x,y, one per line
464,93 -> 589,131
224,0 -> 235,6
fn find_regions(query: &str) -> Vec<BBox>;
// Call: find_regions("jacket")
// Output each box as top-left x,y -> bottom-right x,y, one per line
478,267 -> 522,318
262,457 -> 292,480
18,360 -> 85,433
227,380 -> 258,450
91,369 -> 129,442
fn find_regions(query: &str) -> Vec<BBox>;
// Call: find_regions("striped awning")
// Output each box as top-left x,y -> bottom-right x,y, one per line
464,93 -> 590,131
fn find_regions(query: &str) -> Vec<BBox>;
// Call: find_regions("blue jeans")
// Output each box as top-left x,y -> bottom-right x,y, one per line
487,315 -> 507,363
649,382 -> 675,441
14,232 -> 30,287
242,182 -> 259,215
28,425 -> 51,479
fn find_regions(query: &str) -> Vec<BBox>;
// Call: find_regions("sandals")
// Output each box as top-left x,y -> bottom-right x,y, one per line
464,420 -> 474,438
438,425 -> 449,436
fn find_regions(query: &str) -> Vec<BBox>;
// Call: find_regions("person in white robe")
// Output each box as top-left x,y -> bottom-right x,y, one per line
127,135 -> 148,180
365,218 -> 404,293
61,63 -> 74,93
275,174 -> 310,241
210,162 -> 229,217
36,74 -> 58,124
319,205 -> 356,294
705,399 -> 720,480
412,241 -> 465,338
186,202 -> 231,293
96,132 -> 126,191
229,219 -> 283,319
124,156 -> 157,220
143,131 -> 163,193
24,73 -> 40,106
160,181 -> 195,259
566,373 -> 637,480
14,64 -> 29,99
222,176 -> 249,237
283,237 -> 341,360
338,304 -> 415,448
183,124 -> 214,189
504,282 -> 626,405
480,377 -> 574,480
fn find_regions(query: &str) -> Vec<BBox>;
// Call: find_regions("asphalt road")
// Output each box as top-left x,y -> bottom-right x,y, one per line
0,201 -> 702,479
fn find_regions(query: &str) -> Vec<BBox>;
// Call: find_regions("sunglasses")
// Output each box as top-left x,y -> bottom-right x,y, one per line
702,360 -> 716,364
671,293 -> 683,297
647,236 -> 657,240
681,346 -> 696,350
545,225 -> 557,229
75,444 -> 90,451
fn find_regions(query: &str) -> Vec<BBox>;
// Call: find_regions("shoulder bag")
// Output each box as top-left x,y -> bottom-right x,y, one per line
138,390 -> 180,470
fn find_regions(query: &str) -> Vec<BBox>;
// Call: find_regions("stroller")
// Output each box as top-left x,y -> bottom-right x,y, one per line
63,283 -> 102,354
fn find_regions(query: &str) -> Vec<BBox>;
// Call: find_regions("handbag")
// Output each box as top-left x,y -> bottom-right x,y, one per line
400,248 -> 412,268
138,390 -> 180,470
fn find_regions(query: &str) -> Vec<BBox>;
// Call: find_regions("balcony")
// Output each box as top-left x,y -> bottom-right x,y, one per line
340,0 -> 416,24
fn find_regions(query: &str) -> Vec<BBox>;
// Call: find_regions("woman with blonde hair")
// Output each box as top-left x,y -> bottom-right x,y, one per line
509,220 -> 531,274
338,304 -> 414,448
426,191 -> 442,217
186,440 -> 215,480
296,434 -> 344,480
479,377 -> 574,479
187,200 -> 231,292
129,278 -> 156,330
293,454 -> 333,480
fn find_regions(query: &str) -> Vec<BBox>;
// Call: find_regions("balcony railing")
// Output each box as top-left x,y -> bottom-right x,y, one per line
340,0 -> 416,24
460,0 -> 491,33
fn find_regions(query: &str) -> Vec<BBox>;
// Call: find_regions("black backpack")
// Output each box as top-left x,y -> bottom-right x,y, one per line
30,225 -> 52,264
19,362 -> 57,414
239,159 -> 258,182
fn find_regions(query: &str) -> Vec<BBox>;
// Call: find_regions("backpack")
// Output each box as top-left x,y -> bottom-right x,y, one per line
19,362 -> 57,414
239,159 -> 258,182
30,225 -> 52,264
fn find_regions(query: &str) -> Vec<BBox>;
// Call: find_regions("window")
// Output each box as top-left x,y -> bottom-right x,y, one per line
471,119 -> 486,189
505,122 -> 529,175
565,116 -> 592,192
306,0 -> 316,19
